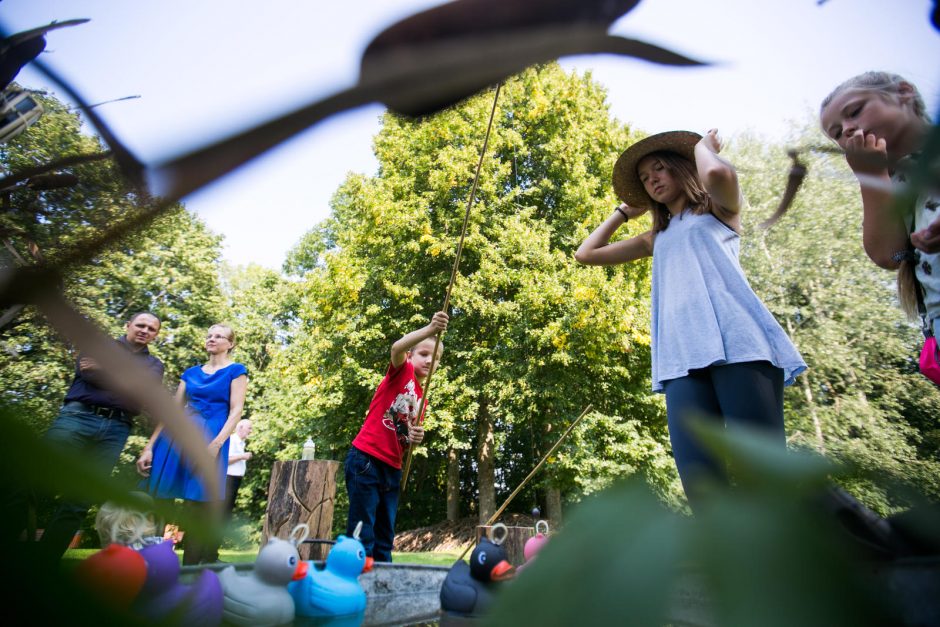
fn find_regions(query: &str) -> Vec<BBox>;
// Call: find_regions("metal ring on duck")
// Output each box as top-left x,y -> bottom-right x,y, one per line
490,522 -> 508,546
290,523 -> 311,546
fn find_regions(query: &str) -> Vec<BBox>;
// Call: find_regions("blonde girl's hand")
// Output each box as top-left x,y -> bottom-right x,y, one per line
844,130 -> 888,176
699,128 -> 722,153
208,439 -> 222,459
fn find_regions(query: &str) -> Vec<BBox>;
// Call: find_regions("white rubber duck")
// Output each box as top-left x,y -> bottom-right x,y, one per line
219,523 -> 310,626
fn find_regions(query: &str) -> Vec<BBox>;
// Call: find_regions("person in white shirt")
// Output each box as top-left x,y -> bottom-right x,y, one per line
225,419 -> 253,515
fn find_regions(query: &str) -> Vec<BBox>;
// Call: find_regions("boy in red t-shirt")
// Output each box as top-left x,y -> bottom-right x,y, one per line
345,311 -> 448,562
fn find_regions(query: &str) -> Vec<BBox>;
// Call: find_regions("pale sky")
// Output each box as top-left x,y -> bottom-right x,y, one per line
3,0 -> 939,269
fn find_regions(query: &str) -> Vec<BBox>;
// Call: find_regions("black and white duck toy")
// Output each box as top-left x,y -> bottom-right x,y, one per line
440,522 -> 515,616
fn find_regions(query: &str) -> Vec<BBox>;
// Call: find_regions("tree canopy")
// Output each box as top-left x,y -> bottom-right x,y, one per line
3,66 -> 938,545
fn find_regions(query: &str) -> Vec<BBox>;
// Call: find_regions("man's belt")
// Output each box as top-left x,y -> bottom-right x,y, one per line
70,401 -> 133,422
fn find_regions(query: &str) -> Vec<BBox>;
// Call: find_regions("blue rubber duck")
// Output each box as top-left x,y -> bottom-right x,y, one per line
289,522 -> 368,617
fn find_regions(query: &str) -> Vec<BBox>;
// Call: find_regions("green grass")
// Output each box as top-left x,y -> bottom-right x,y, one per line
64,547 -> 461,567
63,547 -> 257,565
392,550 -> 461,566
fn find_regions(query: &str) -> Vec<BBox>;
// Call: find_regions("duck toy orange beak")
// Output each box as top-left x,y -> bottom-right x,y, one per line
489,560 -> 515,581
292,560 -> 309,581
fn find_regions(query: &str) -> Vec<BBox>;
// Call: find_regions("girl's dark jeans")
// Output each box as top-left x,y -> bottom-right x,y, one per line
663,360 -> 785,510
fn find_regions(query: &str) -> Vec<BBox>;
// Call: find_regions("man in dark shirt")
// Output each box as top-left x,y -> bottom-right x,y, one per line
35,311 -> 164,563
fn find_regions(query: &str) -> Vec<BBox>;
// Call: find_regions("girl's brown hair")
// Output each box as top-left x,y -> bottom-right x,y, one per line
645,151 -> 717,233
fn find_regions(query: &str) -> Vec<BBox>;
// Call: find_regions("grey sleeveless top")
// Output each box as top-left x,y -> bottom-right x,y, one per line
650,210 -> 806,392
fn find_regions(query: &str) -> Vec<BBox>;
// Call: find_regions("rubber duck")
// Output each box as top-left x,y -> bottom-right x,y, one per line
219,523 -> 309,627
74,543 -> 147,611
518,519 -> 550,573
289,522 -> 368,617
135,540 -> 223,626
440,523 -> 515,616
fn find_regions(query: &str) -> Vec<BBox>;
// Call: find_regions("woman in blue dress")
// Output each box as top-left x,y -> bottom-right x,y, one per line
136,323 -> 248,563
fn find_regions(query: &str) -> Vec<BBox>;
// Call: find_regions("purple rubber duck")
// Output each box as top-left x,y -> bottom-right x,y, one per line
135,540 -> 223,626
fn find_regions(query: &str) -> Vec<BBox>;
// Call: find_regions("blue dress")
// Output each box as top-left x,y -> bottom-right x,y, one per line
145,363 -> 248,501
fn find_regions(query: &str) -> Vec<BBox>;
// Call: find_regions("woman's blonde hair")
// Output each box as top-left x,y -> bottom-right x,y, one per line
95,497 -> 157,547
644,151 -> 716,233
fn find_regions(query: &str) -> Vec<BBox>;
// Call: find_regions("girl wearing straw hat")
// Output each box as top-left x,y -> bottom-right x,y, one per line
575,129 -> 805,508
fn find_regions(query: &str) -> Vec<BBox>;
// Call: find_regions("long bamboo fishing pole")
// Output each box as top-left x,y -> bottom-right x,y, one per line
400,82 -> 503,492
457,404 -> 593,562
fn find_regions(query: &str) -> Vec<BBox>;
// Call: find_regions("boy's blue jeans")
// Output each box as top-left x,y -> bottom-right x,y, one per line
345,447 -> 401,562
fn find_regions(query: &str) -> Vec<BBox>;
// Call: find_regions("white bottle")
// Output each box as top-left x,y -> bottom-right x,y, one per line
302,437 -> 316,460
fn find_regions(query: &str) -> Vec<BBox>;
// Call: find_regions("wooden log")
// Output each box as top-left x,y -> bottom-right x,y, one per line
475,525 -> 534,567
262,459 -> 340,561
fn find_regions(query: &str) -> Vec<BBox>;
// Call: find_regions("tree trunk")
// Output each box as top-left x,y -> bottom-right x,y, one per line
446,446 -> 460,522
799,371 -> 826,453
784,316 -> 826,454
758,235 -> 825,453
545,487 -> 562,526
476,525 -> 532,567
477,402 -> 496,524
262,459 -> 340,561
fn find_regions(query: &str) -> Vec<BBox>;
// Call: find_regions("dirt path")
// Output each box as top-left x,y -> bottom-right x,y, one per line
394,513 -> 540,552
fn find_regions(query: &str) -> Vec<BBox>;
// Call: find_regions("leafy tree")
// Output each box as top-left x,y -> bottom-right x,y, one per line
0,91 -> 227,538
731,129 -> 940,514
216,262 -> 296,524
261,64 -> 681,529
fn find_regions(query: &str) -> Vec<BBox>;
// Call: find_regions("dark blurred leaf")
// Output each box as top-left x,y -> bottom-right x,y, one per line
487,480 -> 685,626
0,19 -> 88,91
32,292 -> 221,505
691,494 -> 894,627
0,403 -> 214,542
487,426 -> 903,627
688,416 -> 835,492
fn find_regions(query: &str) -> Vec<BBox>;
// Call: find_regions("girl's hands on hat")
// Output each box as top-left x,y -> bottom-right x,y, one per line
699,128 -> 722,154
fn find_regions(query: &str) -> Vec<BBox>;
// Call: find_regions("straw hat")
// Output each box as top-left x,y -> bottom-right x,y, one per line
612,130 -> 702,205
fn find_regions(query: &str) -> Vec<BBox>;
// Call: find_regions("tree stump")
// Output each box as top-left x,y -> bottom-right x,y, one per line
476,525 -> 534,567
262,459 -> 340,561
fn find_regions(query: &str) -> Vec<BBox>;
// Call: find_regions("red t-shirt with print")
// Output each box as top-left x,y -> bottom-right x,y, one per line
351,360 -> 425,469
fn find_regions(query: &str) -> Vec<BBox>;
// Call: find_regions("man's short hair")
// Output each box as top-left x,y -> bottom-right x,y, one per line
127,311 -> 161,327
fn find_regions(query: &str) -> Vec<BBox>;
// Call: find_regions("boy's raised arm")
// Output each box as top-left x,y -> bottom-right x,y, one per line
390,311 -> 449,367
